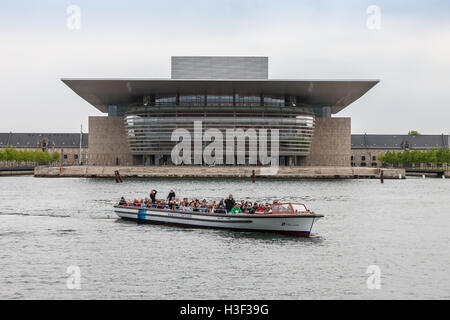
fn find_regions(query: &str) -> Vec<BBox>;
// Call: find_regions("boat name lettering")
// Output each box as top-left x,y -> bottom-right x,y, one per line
168,212 -> 192,219
281,222 -> 300,227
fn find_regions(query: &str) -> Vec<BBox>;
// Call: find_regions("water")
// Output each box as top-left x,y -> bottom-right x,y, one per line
0,176 -> 449,300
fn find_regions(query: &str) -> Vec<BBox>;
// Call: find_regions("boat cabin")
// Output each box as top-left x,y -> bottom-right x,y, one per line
271,203 -> 310,214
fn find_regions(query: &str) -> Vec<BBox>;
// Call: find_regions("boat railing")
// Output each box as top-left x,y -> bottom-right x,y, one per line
116,203 -> 315,215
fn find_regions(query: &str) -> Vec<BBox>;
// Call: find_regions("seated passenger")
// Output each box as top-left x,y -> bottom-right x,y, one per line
193,203 -> 200,212
118,197 -> 127,206
231,204 -> 242,214
256,204 -> 266,212
249,202 -> 259,214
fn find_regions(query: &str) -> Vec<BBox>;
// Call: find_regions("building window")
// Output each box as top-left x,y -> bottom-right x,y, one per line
361,162 -> 367,167
155,95 -> 176,105
74,154 -> 79,160
206,95 -> 233,106
351,156 -> 354,161
263,96 -> 284,106
361,156 -> 366,161
372,162 -> 378,167
372,156 -> 377,161
63,154 -> 68,159
179,95 -> 205,106
236,95 -> 260,106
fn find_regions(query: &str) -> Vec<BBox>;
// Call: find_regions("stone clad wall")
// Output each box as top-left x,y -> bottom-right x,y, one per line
34,165 -> 407,179
88,116 -> 133,166
88,116 -> 351,167
306,118 -> 351,167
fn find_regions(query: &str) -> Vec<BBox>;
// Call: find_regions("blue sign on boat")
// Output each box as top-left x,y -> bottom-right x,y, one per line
138,209 -> 147,220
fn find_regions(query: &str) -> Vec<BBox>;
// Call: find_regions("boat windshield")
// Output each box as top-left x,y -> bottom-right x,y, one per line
272,203 -> 309,214
272,204 -> 294,213
291,203 -> 308,213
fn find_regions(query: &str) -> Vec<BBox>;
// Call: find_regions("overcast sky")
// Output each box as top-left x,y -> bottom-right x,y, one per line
0,0 -> 449,134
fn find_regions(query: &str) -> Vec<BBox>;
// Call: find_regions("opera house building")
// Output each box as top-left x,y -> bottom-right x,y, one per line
63,56 -> 378,166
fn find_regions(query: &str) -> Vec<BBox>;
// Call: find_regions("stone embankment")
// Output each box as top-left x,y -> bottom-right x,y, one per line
34,166 -> 407,180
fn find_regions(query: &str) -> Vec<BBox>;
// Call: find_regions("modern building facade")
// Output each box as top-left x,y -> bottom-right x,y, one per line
0,132 -> 88,165
63,56 -> 378,166
351,134 -> 450,167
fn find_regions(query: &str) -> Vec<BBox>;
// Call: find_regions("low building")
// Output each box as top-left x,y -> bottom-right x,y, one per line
2,132 -> 448,168
0,132 -> 88,166
351,134 -> 450,167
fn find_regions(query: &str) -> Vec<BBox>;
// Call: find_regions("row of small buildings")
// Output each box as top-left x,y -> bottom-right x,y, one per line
0,132 -> 88,165
1,132 -> 448,167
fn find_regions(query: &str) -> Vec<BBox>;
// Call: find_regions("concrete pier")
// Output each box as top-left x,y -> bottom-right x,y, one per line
34,166 -> 406,180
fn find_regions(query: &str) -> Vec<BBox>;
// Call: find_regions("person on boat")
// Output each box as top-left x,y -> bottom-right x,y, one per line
150,190 -> 157,203
179,201 -> 189,211
224,194 -> 235,213
167,189 -> 176,201
132,198 -> 141,207
231,203 -> 242,214
248,202 -> 258,214
256,204 -> 266,212
157,200 -> 167,209
199,200 -> 208,212
242,201 -> 252,213
118,197 -> 127,206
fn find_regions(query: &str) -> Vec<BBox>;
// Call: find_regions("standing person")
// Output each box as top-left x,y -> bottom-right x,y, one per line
150,189 -> 157,203
224,194 -> 235,213
167,189 -> 176,201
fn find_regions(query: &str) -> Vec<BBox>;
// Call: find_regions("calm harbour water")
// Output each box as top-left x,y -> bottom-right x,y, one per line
0,176 -> 449,300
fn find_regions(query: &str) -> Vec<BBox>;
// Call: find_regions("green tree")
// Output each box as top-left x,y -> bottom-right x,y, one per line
408,130 -> 421,136
51,152 -> 60,163
377,153 -> 385,165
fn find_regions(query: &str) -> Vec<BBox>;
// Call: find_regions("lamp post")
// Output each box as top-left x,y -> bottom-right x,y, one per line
79,124 -> 83,166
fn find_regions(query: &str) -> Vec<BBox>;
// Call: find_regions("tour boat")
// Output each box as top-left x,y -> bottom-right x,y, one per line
114,203 -> 323,237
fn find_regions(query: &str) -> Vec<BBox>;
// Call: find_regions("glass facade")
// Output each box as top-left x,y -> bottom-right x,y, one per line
124,93 -> 319,165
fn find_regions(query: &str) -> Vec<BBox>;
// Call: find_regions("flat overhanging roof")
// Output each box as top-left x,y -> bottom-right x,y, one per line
62,78 -> 379,114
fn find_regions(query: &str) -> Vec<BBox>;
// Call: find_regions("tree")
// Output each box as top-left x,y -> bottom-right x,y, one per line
51,152 -> 60,163
408,130 -> 421,136
377,153 -> 385,165
0,147 -> 60,165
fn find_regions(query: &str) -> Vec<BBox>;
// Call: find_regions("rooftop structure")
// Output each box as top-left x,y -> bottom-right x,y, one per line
0,133 -> 88,149
351,134 -> 449,150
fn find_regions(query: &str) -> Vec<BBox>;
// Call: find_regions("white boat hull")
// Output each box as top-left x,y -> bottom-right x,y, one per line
114,206 -> 323,237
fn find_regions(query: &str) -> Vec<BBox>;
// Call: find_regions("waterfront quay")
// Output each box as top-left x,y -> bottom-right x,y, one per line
34,166 -> 407,179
